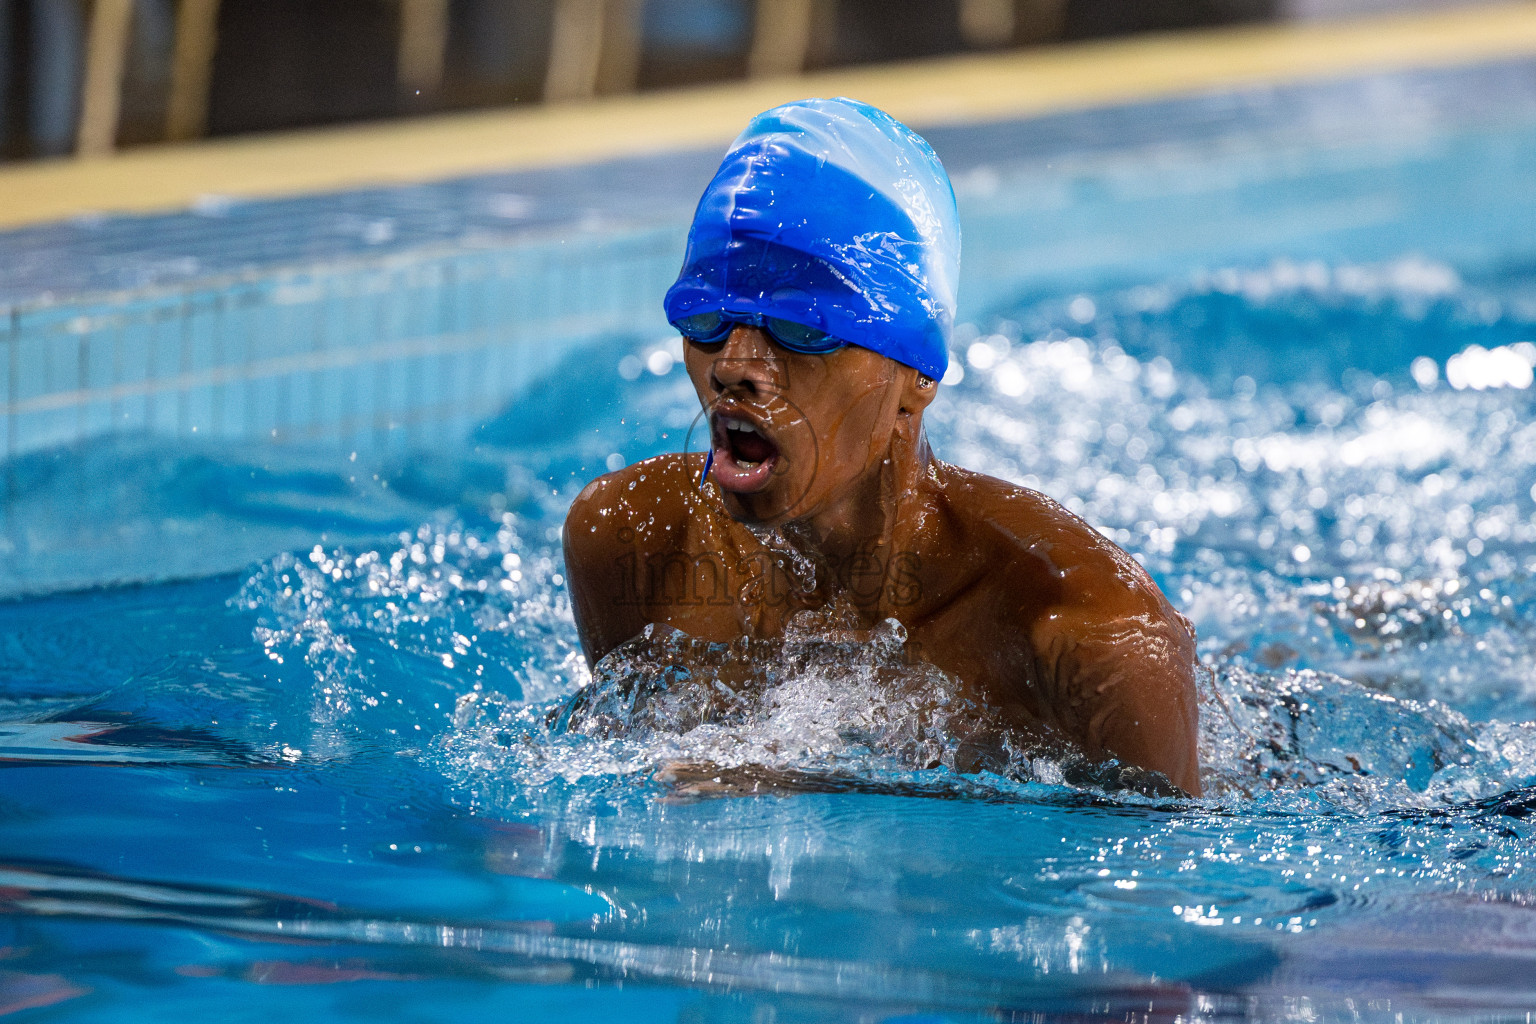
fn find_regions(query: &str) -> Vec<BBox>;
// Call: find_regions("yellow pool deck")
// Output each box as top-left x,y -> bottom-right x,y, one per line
4,1 -> 1536,231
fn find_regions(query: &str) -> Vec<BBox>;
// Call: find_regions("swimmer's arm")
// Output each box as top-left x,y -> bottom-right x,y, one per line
562,480 -> 651,667
1029,597 -> 1202,796
984,486 -> 1201,794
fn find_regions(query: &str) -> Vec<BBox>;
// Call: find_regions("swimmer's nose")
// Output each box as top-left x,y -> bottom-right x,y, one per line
708,324 -> 782,396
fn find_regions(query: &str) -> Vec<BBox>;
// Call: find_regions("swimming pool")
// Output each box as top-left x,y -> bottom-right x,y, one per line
4,57 -> 1536,1022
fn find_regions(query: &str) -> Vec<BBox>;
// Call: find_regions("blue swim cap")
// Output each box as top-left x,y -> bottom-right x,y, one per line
663,97 -> 959,380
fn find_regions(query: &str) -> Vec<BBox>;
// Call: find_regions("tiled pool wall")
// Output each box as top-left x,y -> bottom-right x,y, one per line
1,227 -> 682,466
5,56 -> 1536,476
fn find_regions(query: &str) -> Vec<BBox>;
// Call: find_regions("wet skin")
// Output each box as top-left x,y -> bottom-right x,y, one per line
563,325 -> 1202,795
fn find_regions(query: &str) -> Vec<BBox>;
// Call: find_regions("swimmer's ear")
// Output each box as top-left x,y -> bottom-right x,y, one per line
898,367 -> 939,418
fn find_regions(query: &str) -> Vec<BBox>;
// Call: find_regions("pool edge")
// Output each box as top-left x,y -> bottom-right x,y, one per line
4,1 -> 1536,230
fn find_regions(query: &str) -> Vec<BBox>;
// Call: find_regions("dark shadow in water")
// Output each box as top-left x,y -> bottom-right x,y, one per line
0,857 -> 1271,1019
0,717 -> 265,769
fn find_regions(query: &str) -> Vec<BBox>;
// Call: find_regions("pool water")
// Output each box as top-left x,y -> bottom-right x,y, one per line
7,65 -> 1536,1024
5,253 -> 1536,1022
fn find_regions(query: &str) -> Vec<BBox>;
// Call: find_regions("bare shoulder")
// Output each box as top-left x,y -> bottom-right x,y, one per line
940,465 -> 1164,615
938,467 -> 1201,792
563,454 -> 701,664
563,453 -> 695,563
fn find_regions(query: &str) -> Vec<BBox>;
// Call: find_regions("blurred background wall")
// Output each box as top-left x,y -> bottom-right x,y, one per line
0,0 -> 1508,162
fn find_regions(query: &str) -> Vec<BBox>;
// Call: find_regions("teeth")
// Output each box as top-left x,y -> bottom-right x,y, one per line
723,416 -> 761,436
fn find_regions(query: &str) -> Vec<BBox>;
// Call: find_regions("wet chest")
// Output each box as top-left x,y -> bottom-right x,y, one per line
632,544 -> 1045,719
902,586 -> 1048,727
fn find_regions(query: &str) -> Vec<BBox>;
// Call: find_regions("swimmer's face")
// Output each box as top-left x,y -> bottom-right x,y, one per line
684,324 -> 934,525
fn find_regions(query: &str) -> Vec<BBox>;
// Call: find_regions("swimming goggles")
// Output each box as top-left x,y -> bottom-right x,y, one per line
672,311 -> 844,355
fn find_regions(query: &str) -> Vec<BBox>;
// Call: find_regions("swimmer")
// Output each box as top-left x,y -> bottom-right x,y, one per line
563,98 -> 1201,795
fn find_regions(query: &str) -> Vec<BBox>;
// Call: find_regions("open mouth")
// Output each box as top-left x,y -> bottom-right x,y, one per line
710,410 -> 782,493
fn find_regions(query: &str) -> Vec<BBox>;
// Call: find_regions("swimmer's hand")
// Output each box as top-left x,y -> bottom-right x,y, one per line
656,761 -> 990,800
655,762 -> 816,799
654,759 -> 1190,801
